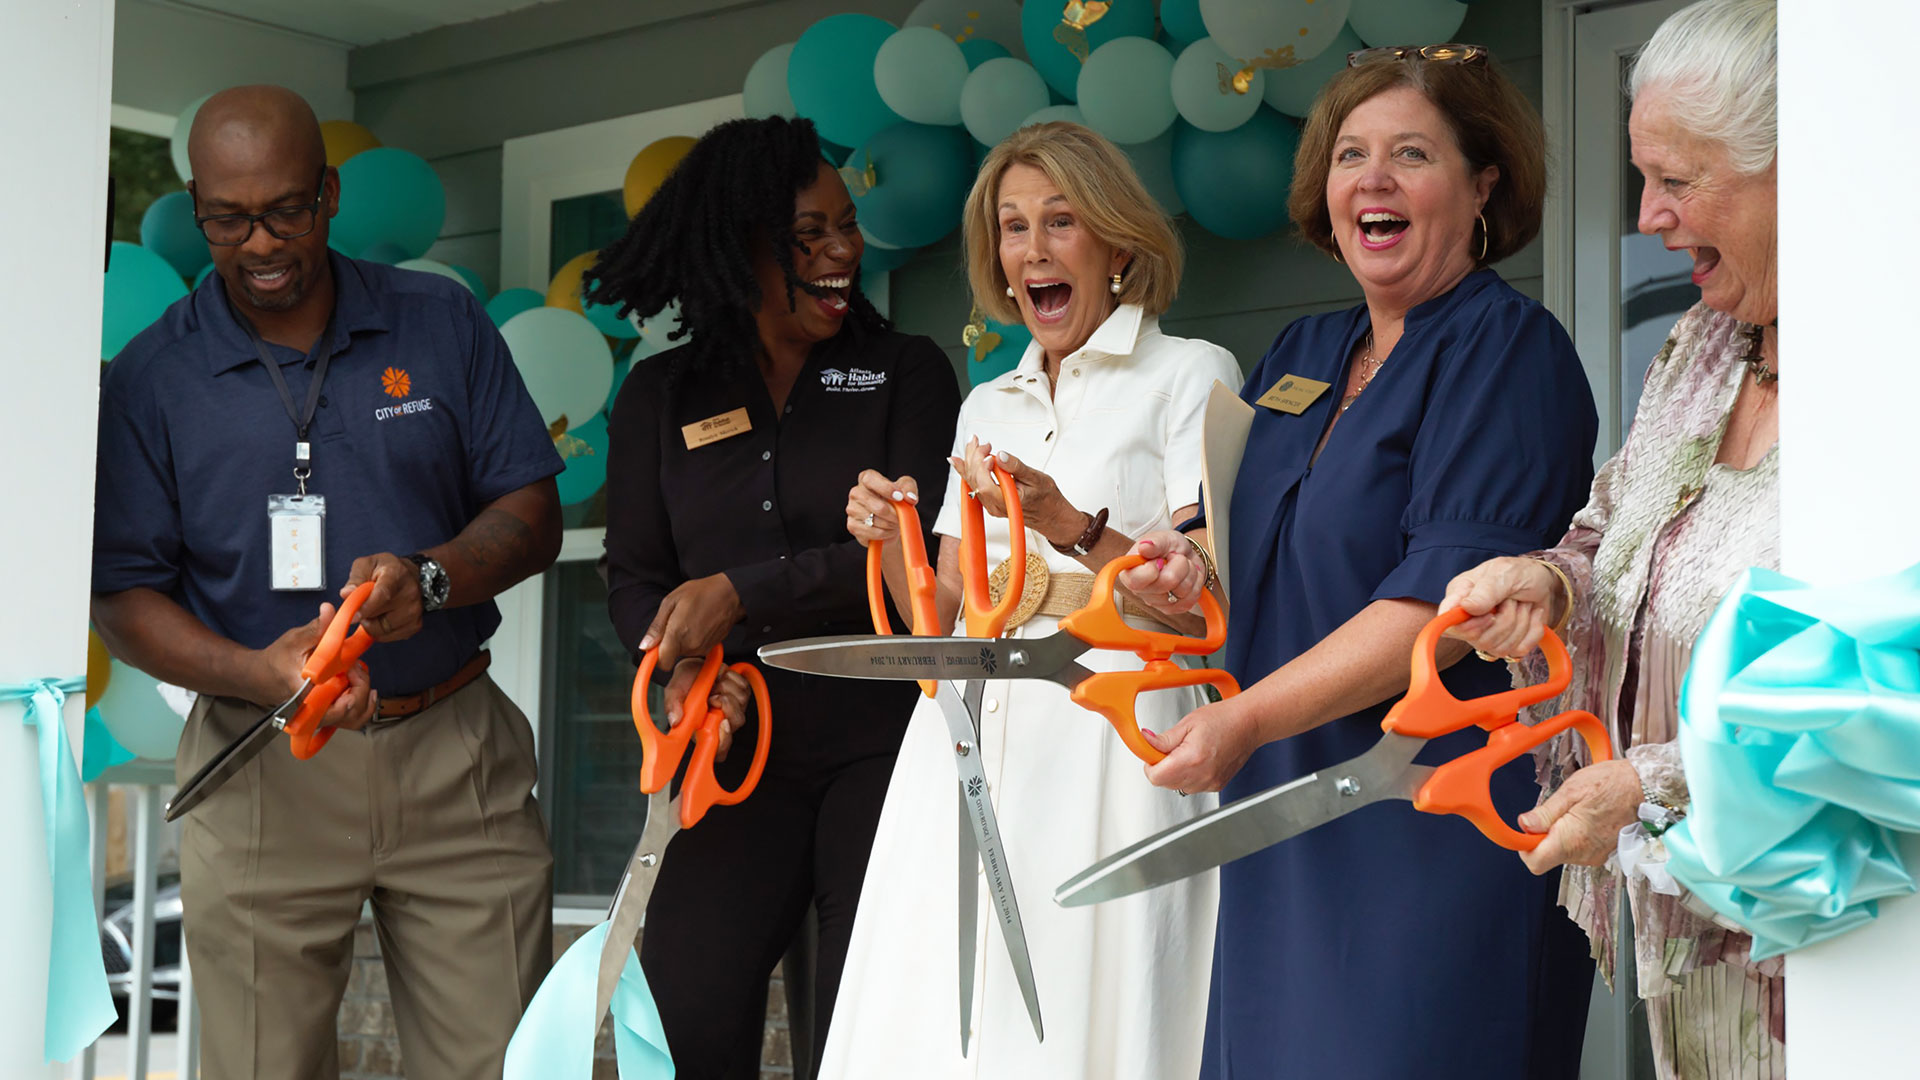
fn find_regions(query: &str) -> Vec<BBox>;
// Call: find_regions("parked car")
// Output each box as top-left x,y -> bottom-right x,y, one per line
101,875 -> 181,1030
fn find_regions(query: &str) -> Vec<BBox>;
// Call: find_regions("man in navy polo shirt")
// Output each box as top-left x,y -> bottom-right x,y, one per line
91,86 -> 563,1080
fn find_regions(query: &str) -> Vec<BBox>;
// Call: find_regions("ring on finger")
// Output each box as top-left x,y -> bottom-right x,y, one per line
1166,590 -> 1180,604
1475,648 -> 1509,663
865,512 -> 875,527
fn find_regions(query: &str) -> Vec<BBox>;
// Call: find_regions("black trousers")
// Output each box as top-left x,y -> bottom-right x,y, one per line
640,719 -> 900,1080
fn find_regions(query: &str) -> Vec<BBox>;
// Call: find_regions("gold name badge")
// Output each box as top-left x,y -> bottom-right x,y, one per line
1255,374 -> 1332,415
682,407 -> 753,449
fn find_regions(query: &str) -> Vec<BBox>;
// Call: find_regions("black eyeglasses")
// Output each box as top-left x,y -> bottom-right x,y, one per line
1348,43 -> 1488,68
194,167 -> 328,246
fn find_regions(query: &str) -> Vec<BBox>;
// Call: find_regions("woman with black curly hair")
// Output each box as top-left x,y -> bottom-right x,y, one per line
591,115 -> 961,1078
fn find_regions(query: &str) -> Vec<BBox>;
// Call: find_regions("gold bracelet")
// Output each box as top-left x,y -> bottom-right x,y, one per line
1182,532 -> 1218,591
1530,558 -> 1575,636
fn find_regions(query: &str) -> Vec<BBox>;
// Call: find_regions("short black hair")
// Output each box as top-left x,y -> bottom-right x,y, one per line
585,115 -> 888,377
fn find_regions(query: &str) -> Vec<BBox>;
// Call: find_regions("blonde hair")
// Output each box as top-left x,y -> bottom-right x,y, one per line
962,122 -> 1182,324
1630,0 -> 1776,175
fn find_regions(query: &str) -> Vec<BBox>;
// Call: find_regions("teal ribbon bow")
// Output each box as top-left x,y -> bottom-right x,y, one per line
504,920 -> 674,1079
3,677 -> 116,1062
1666,562 -> 1920,960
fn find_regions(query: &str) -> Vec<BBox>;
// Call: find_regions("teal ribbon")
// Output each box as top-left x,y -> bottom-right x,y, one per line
504,920 -> 674,1079
3,677 -> 116,1062
1667,562 -> 1920,960
81,705 -> 135,782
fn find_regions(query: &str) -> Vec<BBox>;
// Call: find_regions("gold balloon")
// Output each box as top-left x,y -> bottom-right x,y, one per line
622,137 -> 697,218
545,250 -> 600,315
85,629 -> 112,710
320,120 -> 382,168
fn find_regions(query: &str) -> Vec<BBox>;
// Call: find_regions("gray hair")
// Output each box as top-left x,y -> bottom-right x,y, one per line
1629,0 -> 1776,174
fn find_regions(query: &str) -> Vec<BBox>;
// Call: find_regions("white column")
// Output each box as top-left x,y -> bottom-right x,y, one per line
0,1 -> 117,1077
1779,0 -> 1920,1073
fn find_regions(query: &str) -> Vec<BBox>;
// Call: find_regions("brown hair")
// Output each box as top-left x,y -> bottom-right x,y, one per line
1287,55 -> 1545,264
962,122 -> 1182,324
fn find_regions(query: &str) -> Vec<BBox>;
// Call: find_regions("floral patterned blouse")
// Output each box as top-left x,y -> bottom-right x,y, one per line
1524,302 -> 1781,998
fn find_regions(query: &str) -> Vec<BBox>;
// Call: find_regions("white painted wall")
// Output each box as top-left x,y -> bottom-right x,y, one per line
0,0 -> 117,1075
112,0 -> 352,122
1779,0 -> 1920,1074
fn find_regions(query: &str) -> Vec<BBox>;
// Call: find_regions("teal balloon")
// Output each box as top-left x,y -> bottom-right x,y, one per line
862,243 -> 917,274
395,257 -> 479,296
1172,39 -> 1264,132
1172,110 -> 1301,239
498,306 -> 614,428
81,707 -> 136,782
970,318 -> 1032,385
1348,0 -> 1468,49
554,414 -> 609,506
1160,0 -> 1209,47
139,191 -> 210,279
358,241 -> 409,265
907,0 -> 1022,56
1023,104 -> 1086,128
961,57 -> 1050,147
95,659 -> 183,761
960,39 -> 1011,69
744,42 -> 797,119
1125,131 -> 1184,216
1020,0 -> 1154,99
1077,37 -> 1178,144
194,264 -> 217,289
876,27 -> 970,127
820,139 -> 852,167
102,242 -> 188,360
788,14 -> 903,150
487,287 -> 544,327
331,147 -> 446,261
1201,0 -> 1352,66
849,122 -> 975,249
1263,24 -> 1365,118
583,289 -> 640,339
450,264 -> 486,297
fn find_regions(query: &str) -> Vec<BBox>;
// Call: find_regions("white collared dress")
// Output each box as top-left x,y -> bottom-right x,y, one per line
819,306 -> 1241,1079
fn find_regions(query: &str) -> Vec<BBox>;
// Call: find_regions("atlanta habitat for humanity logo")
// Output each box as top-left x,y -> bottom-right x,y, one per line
374,366 -> 434,421
819,367 -> 887,392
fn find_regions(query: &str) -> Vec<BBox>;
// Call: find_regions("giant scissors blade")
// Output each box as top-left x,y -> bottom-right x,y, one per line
1055,734 -> 1431,908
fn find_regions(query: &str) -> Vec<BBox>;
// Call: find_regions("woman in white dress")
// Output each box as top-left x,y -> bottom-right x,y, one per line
822,122 -> 1240,1079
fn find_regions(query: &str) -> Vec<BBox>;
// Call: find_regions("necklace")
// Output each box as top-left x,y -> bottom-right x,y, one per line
1340,332 -> 1384,413
1740,323 -> 1778,385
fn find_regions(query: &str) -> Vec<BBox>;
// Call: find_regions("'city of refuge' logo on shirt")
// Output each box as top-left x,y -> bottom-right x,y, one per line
375,366 -> 434,421
819,367 -> 886,392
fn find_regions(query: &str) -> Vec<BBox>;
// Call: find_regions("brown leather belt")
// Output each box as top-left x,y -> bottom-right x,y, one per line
376,651 -> 491,720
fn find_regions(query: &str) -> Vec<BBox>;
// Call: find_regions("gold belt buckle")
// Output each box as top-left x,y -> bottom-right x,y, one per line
988,553 -> 1050,630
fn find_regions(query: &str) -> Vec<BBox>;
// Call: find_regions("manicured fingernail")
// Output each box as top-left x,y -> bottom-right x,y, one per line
1519,812 -> 1542,832
891,490 -> 903,501
1155,558 -> 1166,569
906,492 -> 919,503
639,635 -> 655,651
1140,728 -> 1156,739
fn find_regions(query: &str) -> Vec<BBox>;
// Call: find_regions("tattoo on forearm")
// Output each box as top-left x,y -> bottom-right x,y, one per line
453,507 -> 533,574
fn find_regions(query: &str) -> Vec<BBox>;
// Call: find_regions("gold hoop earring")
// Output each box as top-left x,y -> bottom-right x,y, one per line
1331,245 -> 1345,266
1477,213 -> 1490,262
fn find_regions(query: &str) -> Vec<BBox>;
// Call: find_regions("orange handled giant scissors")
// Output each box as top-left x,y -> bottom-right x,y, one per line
1053,607 -> 1615,907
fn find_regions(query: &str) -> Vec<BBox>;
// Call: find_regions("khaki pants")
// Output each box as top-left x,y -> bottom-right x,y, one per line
175,674 -> 553,1080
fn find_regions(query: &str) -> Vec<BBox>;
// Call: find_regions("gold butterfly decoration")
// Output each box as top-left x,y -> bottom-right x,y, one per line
961,304 -> 1002,362
927,8 -> 985,44
838,151 -> 878,197
1215,45 -> 1302,96
548,415 -> 569,440
1053,0 -> 1111,64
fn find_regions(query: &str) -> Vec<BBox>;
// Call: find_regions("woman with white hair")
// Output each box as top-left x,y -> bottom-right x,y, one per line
1439,1 -> 1782,1075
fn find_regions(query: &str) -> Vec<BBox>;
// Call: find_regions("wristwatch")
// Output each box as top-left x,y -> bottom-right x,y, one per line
1058,507 -> 1109,556
407,552 -> 451,613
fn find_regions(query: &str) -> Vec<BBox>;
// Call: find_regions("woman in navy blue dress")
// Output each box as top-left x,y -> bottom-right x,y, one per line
1120,47 -> 1599,1078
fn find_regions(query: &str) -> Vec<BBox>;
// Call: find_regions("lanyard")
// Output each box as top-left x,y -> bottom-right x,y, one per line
234,306 -> 337,495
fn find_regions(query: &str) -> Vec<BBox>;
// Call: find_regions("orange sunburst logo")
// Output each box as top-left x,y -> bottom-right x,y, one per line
381,367 -> 412,399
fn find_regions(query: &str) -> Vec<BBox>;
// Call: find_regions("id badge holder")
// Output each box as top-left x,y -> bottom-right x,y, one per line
269,493 -> 326,591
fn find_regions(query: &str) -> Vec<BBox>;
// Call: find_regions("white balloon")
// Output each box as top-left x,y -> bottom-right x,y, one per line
960,57 -> 1050,147
744,42 -> 797,119
627,300 -> 687,361
395,258 -> 479,296
1347,0 -> 1469,50
875,26 -> 970,126
1262,24 -> 1365,118
1076,37 -> 1178,145
96,659 -> 185,761
499,307 -> 614,429
169,93 -> 213,183
1200,0 -> 1351,67
1171,38 -> 1266,133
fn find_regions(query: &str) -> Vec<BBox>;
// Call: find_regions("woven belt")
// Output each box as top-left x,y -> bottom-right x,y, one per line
988,555 -> 1173,631
376,651 -> 491,720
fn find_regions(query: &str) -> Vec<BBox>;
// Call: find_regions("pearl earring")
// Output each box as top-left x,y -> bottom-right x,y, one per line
1005,285 -> 1015,298
1109,273 -> 1122,295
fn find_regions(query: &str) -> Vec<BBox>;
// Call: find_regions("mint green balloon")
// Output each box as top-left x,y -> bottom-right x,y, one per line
744,42 -> 797,119
1263,24 -> 1365,118
1020,0 -> 1155,99
1172,38 -> 1265,132
789,14 -> 903,149
1161,0 -> 1209,48
1077,38 -> 1177,145
102,242 -> 188,360
960,39 -> 1011,68
907,0 -> 1022,56
396,258 -> 479,296
962,57 -> 1050,147
875,27 -> 970,126
139,191 -> 210,279
1201,0 -> 1351,66
169,93 -> 212,183
1348,0 -> 1468,49
1023,104 -> 1086,129
487,287 -> 544,327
